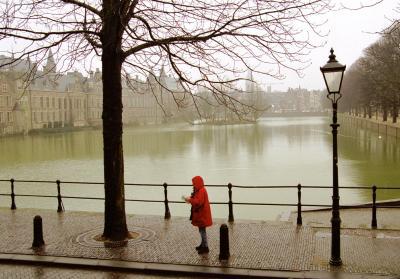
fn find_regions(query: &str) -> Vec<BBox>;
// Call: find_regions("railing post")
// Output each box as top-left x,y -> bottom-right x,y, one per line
10,178 -> 16,210
228,183 -> 234,222
297,183 -> 302,225
163,182 -> 171,219
371,185 -> 377,229
56,180 -> 64,212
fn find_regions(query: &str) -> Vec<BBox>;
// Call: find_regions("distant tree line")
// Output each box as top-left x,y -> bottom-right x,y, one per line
341,22 -> 400,123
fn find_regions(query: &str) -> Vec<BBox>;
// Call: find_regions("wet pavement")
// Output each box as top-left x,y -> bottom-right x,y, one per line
0,208 -> 399,278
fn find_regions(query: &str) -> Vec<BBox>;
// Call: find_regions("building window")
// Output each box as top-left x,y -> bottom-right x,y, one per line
46,97 -> 49,108
40,97 -> 43,108
2,83 -> 7,93
0,112 -> 4,123
7,111 -> 13,122
6,96 -> 12,107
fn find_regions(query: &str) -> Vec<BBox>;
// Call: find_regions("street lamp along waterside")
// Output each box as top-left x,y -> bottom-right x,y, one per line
320,48 -> 346,266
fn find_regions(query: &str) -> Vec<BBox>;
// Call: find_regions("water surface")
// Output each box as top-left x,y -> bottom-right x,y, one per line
0,116 -> 398,220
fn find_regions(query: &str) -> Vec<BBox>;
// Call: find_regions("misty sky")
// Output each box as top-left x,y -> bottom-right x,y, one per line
272,0 -> 397,91
0,1 -> 397,92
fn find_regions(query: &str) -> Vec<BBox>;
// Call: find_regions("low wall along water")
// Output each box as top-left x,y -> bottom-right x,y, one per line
340,114 -> 400,139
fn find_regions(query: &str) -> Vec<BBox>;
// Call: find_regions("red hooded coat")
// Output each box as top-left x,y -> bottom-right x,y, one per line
189,176 -> 212,227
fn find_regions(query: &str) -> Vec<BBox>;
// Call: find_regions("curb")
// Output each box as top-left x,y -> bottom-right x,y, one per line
0,253 -> 396,279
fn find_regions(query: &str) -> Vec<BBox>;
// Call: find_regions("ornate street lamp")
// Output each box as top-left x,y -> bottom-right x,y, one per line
320,48 -> 346,266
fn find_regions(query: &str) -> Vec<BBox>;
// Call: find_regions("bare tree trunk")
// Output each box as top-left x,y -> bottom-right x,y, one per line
368,105 -> 372,119
383,104 -> 388,122
101,0 -> 128,241
393,104 -> 398,124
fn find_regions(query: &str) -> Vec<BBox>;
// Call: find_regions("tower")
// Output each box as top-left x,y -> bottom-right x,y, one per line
43,49 -> 56,74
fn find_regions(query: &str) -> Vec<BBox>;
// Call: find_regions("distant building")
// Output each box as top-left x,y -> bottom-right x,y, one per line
194,71 -> 269,123
0,54 -> 186,136
265,87 -> 324,113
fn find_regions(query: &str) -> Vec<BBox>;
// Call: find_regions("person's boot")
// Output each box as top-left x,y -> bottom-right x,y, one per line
197,246 -> 209,254
195,245 -> 202,251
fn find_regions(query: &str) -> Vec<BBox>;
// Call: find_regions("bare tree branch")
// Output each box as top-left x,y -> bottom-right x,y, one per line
61,0 -> 103,17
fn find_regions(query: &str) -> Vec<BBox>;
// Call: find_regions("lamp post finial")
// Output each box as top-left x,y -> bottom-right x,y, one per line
329,48 -> 337,63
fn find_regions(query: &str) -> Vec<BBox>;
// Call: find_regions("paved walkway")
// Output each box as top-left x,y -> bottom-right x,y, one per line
0,208 -> 399,278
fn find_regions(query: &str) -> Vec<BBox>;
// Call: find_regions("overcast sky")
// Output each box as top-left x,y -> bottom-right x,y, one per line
265,0 -> 397,91
1,1 -> 397,93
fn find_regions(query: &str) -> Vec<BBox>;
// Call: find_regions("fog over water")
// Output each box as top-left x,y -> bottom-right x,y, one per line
0,116 -> 399,220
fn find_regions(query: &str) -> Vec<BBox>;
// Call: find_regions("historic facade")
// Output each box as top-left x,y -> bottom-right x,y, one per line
0,53 -> 185,136
266,87 -> 325,113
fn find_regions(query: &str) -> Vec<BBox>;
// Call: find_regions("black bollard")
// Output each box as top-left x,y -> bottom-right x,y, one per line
219,224 -> 230,261
32,215 -> 45,248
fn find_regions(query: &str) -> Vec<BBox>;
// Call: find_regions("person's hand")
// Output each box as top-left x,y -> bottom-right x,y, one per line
184,197 -> 190,203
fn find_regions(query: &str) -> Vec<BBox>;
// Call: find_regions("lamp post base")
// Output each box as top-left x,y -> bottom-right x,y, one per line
329,258 -> 342,266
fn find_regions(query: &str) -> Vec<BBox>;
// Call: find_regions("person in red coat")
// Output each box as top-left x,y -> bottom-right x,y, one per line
185,175 -> 212,254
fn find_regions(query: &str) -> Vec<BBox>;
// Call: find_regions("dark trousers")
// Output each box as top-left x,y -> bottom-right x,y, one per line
198,227 -> 208,247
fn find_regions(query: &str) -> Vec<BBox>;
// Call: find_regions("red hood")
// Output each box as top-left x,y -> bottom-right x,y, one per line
192,176 -> 204,190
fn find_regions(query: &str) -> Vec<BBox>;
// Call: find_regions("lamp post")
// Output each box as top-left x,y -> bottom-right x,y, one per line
320,48 -> 346,266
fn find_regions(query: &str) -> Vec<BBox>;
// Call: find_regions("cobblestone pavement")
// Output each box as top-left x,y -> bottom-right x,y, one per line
0,208 -> 399,278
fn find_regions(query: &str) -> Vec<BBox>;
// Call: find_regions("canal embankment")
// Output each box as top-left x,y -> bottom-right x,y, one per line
339,113 -> 400,138
286,199 -> 400,230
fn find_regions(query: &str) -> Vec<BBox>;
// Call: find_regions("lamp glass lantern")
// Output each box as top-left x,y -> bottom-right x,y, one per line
320,48 -> 346,98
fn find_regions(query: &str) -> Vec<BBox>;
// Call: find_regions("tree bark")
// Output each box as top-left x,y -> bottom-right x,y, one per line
393,104 -> 398,124
101,0 -> 128,241
383,104 -> 388,122
368,105 -> 372,119
382,103 -> 388,122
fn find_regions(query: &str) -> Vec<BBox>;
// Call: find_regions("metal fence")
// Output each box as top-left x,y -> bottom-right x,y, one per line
1,178 -> 399,229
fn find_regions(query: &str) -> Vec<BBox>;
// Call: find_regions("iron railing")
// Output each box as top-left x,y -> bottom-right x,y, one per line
1,178 -> 399,229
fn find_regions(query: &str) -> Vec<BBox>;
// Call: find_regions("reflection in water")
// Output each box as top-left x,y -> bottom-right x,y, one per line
0,116 -> 399,220
339,120 -> 400,200
0,130 -> 103,164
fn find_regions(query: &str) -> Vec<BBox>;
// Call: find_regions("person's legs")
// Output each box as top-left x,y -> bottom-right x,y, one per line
197,227 -> 209,253
198,227 -> 208,247
197,227 -> 204,248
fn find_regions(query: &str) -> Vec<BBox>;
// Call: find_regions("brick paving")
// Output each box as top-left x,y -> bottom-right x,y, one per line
0,208 -> 399,278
